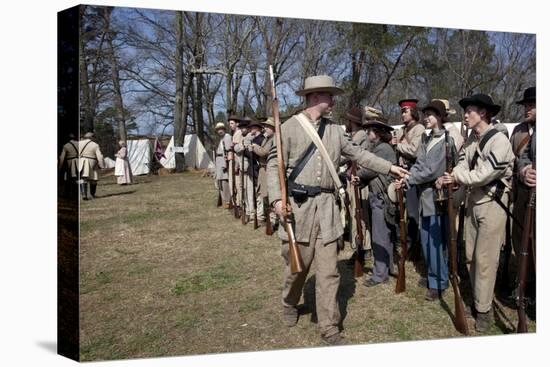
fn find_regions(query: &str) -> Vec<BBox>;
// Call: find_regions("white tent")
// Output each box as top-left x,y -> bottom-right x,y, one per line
160,134 -> 215,172
127,139 -> 152,175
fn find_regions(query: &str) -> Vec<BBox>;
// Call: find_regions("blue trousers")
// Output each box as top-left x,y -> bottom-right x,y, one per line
420,215 -> 449,290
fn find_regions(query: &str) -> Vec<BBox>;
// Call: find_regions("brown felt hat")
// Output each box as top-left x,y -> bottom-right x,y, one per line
261,117 -> 275,129
422,100 -> 449,122
345,107 -> 362,124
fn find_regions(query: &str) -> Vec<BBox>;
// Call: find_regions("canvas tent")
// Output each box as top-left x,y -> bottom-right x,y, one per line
127,139 -> 153,175
160,134 -> 214,172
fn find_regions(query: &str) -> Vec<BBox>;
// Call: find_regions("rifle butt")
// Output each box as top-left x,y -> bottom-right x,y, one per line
395,270 -> 406,293
254,215 -> 258,229
353,255 -> 364,278
286,222 -> 303,274
451,279 -> 469,334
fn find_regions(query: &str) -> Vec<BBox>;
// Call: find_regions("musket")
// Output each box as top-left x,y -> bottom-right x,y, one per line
251,148 -> 259,229
269,65 -> 303,274
395,185 -> 407,294
241,150 -> 247,225
231,153 -> 240,218
456,118 -> 468,273
444,130 -> 469,335
517,158 -> 535,333
264,197 -> 274,235
215,150 -> 222,207
351,161 -> 365,278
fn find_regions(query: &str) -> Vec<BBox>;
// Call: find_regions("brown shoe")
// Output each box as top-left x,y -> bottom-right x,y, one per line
322,332 -> 346,346
282,306 -> 298,327
475,309 -> 493,332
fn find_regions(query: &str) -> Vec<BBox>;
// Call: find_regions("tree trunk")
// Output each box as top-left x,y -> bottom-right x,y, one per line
79,6 -> 94,134
102,7 -> 127,142
173,11 -> 185,172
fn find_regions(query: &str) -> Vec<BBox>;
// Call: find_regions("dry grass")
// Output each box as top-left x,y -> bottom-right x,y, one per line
79,172 -> 535,361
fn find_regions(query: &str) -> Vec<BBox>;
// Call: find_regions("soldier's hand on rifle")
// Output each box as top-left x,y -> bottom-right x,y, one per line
393,178 -> 405,190
389,165 -> 409,179
441,172 -> 456,186
390,136 -> 398,146
522,164 -> 536,187
351,175 -> 360,186
435,176 -> 444,190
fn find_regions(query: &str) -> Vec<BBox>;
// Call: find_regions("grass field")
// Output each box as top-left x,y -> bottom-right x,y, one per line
78,171 -> 535,361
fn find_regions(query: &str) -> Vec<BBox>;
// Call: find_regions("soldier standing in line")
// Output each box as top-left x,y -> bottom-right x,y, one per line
214,122 -> 233,209
438,94 -> 514,332
510,86 -> 536,302
391,99 -> 425,275
244,119 -> 266,223
227,115 -> 240,210
343,107 -> 372,262
266,75 -> 408,345
233,117 -> 251,221
250,117 -> 276,227
433,99 -> 464,151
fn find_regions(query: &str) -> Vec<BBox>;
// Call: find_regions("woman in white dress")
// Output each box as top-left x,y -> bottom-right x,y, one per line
114,140 -> 133,185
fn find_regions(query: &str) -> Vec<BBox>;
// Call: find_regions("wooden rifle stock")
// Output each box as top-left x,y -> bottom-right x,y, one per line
395,186 -> 407,293
517,159 -> 535,333
269,65 -> 303,274
444,131 -> 469,335
351,162 -> 364,278
264,197 -> 274,235
241,152 -> 246,225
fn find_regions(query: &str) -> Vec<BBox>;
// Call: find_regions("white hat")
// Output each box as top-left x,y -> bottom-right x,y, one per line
295,75 -> 344,97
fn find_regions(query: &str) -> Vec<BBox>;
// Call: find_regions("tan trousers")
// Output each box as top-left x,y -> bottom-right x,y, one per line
218,179 -> 230,204
228,160 -> 235,202
281,208 -> 340,337
465,195 -> 509,313
246,175 -> 264,220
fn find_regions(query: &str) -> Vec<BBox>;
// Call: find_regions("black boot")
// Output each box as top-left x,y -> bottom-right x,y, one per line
80,183 -> 88,200
90,182 -> 97,199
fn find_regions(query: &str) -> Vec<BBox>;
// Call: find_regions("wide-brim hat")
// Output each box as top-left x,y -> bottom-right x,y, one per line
248,119 -> 264,129
214,122 -> 227,131
295,75 -> 344,97
459,94 -> 501,116
421,100 -> 449,122
345,107 -> 362,124
261,117 -> 275,129
363,119 -> 393,131
432,99 -> 457,115
228,114 -> 242,122
515,86 -> 536,105
237,117 -> 251,127
363,106 -> 383,120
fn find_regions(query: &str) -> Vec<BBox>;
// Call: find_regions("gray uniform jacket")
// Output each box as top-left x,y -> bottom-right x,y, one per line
215,133 -> 232,180
357,141 -> 396,195
452,126 -> 514,205
405,129 -> 455,217
266,111 -> 392,245
519,127 -> 535,173
252,134 -> 274,198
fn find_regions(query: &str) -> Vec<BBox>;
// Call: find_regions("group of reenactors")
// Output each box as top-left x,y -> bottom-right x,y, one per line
214,74 -> 536,345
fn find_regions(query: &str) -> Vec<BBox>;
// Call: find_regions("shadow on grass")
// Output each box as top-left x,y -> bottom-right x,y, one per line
96,190 -> 137,199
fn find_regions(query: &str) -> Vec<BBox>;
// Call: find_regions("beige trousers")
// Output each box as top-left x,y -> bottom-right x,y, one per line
245,175 -> 264,220
465,195 -> 509,313
281,208 -> 340,337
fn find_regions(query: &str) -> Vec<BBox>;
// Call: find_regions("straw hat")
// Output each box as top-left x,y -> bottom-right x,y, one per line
262,117 -> 275,129
432,99 -> 457,116
214,122 -> 226,131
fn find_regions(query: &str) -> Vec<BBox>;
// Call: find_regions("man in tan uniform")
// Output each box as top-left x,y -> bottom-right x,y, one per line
227,115 -> 240,210
79,132 -> 105,200
58,133 -> 80,195
250,117 -> 275,226
232,117 -> 249,218
439,94 -> 514,332
267,75 -> 408,345
214,122 -> 233,208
